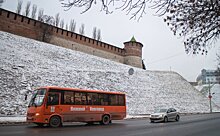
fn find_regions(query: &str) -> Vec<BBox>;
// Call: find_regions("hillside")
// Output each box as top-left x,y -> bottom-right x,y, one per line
0,31 -> 219,115
195,84 -> 220,108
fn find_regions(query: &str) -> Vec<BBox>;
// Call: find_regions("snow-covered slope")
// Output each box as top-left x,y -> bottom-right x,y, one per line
212,85 -> 220,107
195,84 -> 220,109
0,31 -> 218,115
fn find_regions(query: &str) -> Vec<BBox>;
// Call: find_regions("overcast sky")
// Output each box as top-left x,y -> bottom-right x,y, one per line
1,0 -> 220,81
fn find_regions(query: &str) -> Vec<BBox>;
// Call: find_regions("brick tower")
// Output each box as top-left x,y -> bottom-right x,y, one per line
123,36 -> 143,68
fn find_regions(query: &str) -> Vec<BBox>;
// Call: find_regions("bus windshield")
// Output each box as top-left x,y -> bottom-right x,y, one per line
28,89 -> 46,107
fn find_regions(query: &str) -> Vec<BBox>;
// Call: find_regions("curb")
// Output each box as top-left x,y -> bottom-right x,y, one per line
0,122 -> 29,126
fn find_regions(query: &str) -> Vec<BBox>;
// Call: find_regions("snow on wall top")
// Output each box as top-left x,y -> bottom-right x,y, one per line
0,31 -> 218,115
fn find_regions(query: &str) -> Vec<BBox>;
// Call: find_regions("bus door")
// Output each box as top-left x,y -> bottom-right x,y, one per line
45,92 -> 61,116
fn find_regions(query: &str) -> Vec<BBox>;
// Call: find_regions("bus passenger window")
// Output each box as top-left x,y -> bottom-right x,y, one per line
99,94 -> 109,105
74,92 -> 87,105
87,93 -> 92,105
81,95 -> 87,105
47,93 -> 59,105
63,91 -> 74,105
109,95 -> 118,106
118,95 -> 125,106
75,97 -> 81,105
75,92 -> 82,105
87,93 -> 99,105
65,96 -> 71,104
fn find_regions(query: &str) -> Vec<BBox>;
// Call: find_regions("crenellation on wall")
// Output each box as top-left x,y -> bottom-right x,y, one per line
50,24 -> 125,56
50,36 -> 124,63
124,41 -> 143,57
0,8 -> 143,68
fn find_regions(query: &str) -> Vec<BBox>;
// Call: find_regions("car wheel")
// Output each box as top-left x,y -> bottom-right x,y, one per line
175,115 -> 180,121
164,116 -> 168,123
150,120 -> 154,123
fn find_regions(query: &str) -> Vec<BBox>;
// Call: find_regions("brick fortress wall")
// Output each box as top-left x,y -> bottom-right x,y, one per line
0,8 -> 143,68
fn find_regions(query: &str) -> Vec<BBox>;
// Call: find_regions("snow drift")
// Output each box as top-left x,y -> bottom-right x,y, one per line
0,31 -> 218,115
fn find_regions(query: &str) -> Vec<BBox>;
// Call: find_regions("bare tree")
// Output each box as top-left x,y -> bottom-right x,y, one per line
92,27 -> 101,41
60,0 -> 148,20
69,19 -> 76,32
92,27 -> 97,40
23,1 -> 31,17
0,0 -> 5,7
217,51 -> 220,81
42,15 -> 54,25
65,23 -> 68,30
31,4 -> 37,19
60,19 -> 64,29
40,15 -> 54,42
38,9 -> 44,21
54,13 -> 60,27
97,29 -> 101,41
217,52 -> 220,69
163,0 -> 220,54
16,0 -> 23,14
59,0 -> 220,54
79,23 -> 85,35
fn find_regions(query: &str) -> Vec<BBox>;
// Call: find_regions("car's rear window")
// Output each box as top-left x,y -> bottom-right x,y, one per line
154,109 -> 167,113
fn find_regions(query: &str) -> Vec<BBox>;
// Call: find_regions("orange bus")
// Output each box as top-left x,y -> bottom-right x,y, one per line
26,86 -> 126,127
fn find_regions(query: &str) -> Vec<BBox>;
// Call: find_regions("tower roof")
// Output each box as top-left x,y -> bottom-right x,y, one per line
130,36 -> 136,42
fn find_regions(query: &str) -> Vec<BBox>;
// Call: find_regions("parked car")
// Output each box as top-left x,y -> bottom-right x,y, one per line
150,108 -> 180,123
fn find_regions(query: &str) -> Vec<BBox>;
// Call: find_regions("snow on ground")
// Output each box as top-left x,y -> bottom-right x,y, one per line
195,84 -> 220,108
0,116 -> 26,123
212,85 -> 220,107
0,31 -> 219,117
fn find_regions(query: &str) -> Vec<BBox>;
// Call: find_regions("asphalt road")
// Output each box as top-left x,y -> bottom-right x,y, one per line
1,113 -> 220,136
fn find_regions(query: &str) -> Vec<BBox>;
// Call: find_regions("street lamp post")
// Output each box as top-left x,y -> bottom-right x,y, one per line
208,80 -> 212,113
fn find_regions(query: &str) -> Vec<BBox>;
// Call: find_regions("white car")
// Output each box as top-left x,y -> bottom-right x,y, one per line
150,108 -> 180,123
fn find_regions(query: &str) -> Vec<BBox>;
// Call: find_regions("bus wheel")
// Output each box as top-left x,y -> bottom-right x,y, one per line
100,115 -> 110,125
49,116 -> 61,127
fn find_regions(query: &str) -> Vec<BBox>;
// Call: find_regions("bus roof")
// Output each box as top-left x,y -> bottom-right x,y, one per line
37,86 -> 125,95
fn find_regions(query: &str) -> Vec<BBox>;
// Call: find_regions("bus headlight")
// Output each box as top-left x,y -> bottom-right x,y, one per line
35,113 -> 40,116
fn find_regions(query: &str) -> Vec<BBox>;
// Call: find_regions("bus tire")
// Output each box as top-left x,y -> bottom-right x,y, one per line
100,115 -> 110,125
49,116 -> 61,127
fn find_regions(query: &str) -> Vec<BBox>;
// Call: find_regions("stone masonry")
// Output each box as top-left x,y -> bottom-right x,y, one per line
0,8 -> 143,68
